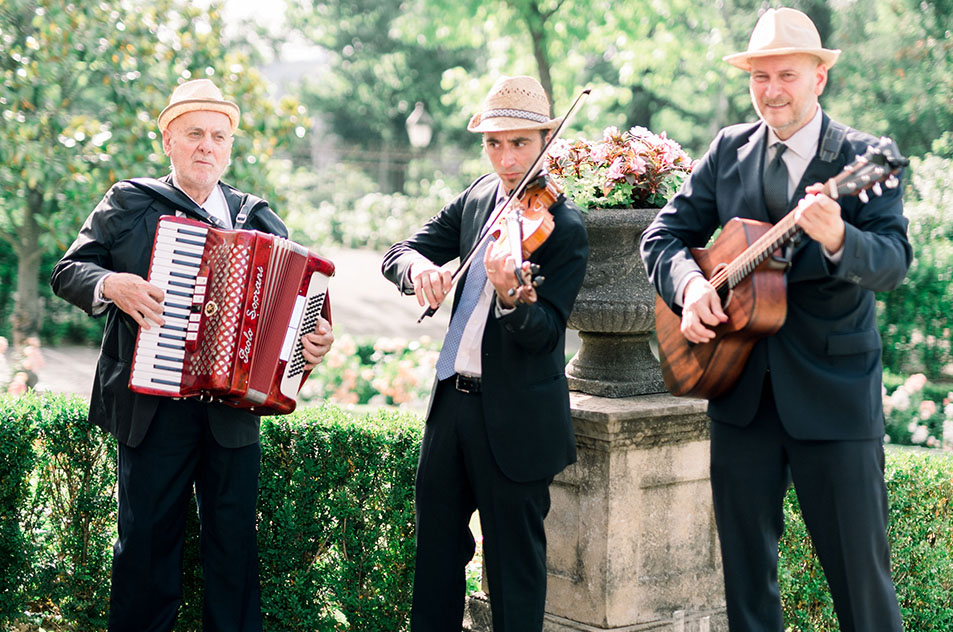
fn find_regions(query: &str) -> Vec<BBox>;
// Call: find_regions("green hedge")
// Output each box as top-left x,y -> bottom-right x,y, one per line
3,393 -> 952,631
780,447 -> 953,630
0,393 -> 421,632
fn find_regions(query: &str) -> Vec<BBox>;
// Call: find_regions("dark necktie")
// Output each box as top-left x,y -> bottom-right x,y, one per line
763,143 -> 790,222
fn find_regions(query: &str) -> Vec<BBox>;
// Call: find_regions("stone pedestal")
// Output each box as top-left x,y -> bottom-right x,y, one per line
465,392 -> 727,631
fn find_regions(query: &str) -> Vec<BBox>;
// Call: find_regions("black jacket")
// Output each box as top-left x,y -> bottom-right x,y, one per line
50,175 -> 287,447
382,174 -> 589,482
640,114 -> 912,439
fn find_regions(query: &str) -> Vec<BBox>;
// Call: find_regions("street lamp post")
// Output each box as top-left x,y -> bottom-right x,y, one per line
405,102 -> 433,149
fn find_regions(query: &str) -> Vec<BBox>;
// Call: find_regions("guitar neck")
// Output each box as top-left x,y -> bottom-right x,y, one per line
709,211 -> 803,292
706,136 -> 906,294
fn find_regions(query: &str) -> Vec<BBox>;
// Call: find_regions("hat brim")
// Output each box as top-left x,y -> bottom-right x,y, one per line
723,47 -> 840,71
467,113 -> 562,133
158,99 -> 241,133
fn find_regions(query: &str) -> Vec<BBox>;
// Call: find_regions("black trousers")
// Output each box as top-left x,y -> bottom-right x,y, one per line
710,377 -> 902,632
108,399 -> 262,632
411,379 -> 552,632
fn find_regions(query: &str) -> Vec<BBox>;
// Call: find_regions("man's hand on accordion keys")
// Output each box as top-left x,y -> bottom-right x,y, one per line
300,315 -> 334,370
104,273 -> 166,330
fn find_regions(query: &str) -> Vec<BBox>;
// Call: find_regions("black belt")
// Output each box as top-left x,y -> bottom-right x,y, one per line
453,374 -> 481,394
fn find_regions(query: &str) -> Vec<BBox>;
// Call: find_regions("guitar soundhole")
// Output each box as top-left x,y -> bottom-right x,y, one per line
711,262 -> 732,309
722,288 -> 734,310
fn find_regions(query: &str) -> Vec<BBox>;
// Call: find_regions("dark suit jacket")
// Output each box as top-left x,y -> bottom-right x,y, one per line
50,175 -> 288,448
640,114 -> 912,440
382,174 -> 589,482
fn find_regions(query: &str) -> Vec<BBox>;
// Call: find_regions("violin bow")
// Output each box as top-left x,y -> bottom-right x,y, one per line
418,86 -> 592,323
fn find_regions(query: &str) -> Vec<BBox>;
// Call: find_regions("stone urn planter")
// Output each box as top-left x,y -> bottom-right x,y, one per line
566,207 -> 667,397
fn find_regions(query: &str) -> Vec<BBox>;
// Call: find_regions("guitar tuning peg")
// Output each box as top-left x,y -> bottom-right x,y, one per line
885,174 -> 899,189
872,182 -> 883,196
858,189 -> 870,203
532,276 -> 546,288
529,264 -> 541,275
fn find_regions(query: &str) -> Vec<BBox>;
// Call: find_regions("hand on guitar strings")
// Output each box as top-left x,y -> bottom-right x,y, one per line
795,182 -> 846,255
680,276 -> 728,344
301,315 -> 334,370
484,247 -> 540,309
104,272 -> 166,330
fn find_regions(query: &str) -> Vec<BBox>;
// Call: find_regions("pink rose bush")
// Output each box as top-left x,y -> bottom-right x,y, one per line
299,334 -> 438,410
883,372 -> 953,450
546,125 -> 695,210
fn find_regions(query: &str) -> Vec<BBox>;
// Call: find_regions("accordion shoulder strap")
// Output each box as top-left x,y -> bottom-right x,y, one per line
125,177 -> 228,228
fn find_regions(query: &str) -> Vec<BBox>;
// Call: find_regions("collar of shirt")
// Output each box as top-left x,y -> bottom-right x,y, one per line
170,175 -> 231,229
765,106 -> 823,198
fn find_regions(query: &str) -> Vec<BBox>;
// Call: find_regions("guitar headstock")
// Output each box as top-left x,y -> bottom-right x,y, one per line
829,136 -> 909,202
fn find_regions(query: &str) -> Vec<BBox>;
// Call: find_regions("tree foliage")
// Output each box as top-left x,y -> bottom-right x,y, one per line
828,0 -> 953,159
284,0 -> 479,192
0,0 -> 304,346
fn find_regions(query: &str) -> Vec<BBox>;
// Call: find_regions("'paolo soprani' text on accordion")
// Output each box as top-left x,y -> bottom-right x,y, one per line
129,215 -> 334,415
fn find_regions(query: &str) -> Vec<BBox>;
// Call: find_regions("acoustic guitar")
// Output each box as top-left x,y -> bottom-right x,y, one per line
655,137 -> 908,399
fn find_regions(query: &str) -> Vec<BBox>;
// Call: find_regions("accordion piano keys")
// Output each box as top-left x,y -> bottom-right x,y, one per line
129,216 -> 334,415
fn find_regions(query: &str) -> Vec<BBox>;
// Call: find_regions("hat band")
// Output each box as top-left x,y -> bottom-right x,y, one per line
481,108 -> 549,124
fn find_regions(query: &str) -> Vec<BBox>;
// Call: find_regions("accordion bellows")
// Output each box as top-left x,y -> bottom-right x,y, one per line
130,215 -> 334,415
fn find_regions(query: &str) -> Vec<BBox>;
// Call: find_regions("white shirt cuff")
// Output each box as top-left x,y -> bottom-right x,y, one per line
823,244 -> 844,264
92,274 -> 114,315
494,295 -> 517,317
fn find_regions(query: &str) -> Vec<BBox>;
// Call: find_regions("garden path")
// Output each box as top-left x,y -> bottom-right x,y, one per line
18,247 -> 452,397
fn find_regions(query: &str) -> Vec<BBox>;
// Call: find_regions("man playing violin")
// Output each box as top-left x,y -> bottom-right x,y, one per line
640,9 -> 909,632
382,75 -> 588,631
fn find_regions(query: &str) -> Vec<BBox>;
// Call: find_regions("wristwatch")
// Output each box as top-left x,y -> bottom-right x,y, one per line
98,275 -> 110,302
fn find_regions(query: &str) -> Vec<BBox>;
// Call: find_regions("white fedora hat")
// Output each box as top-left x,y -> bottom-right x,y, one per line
467,75 -> 562,133
157,79 -> 241,133
723,7 -> 841,71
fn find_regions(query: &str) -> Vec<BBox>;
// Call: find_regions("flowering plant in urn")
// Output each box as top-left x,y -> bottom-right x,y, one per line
546,125 -> 694,210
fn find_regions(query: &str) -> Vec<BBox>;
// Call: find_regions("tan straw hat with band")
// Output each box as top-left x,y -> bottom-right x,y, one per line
467,75 -> 562,133
157,79 -> 241,133
723,7 -> 841,72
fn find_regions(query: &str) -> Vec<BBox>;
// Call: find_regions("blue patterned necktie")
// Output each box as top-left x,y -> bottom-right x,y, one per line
435,239 -> 491,380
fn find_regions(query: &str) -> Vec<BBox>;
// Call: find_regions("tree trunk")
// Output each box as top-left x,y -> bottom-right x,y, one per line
521,2 -> 555,116
11,188 -> 43,348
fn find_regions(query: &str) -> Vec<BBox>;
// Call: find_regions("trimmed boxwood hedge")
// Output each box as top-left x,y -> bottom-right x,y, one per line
1,393 -> 951,630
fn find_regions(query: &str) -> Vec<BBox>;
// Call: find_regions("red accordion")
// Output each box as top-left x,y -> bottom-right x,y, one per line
129,215 -> 334,415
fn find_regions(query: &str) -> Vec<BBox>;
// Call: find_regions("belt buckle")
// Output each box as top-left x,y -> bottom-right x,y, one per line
455,374 -> 480,394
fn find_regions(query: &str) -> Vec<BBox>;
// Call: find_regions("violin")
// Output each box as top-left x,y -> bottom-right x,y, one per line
418,87 -> 591,322
486,174 -> 561,300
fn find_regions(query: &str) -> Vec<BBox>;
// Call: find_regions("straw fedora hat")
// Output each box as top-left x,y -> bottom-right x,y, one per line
723,7 -> 841,72
157,79 -> 241,133
467,75 -> 562,133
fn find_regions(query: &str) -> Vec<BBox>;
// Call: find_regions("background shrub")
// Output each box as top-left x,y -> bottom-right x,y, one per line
882,372 -> 953,449
779,448 -> 953,631
0,394 -> 39,625
256,405 -> 420,631
300,334 -> 439,408
879,154 -> 953,379
0,393 -> 421,631
25,393 -> 116,631
5,394 -> 952,631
